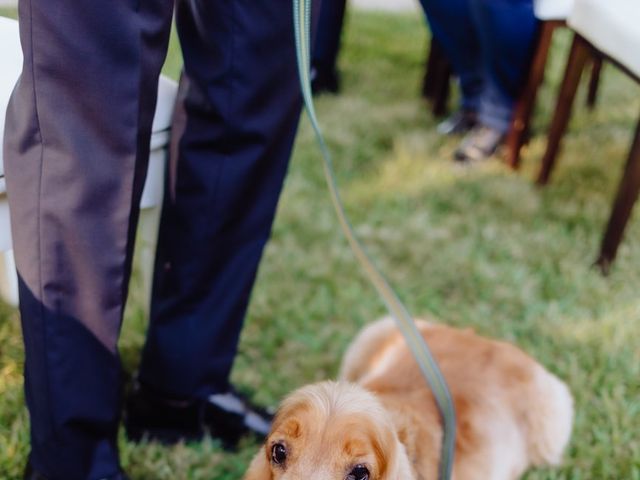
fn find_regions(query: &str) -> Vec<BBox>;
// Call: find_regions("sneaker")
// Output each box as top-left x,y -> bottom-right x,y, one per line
454,125 -> 504,163
437,109 -> 478,136
124,381 -> 273,449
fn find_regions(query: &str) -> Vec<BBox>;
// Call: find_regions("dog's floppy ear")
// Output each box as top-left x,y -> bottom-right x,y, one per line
369,419 -> 415,479
244,447 -> 272,480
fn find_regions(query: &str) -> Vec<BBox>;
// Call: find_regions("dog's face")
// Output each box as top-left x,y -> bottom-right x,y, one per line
244,382 -> 412,480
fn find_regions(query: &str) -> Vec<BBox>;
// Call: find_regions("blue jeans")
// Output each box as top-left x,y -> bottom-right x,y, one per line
420,0 -> 538,132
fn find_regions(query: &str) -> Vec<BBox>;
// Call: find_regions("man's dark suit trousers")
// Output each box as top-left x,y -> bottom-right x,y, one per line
2,0 -> 303,477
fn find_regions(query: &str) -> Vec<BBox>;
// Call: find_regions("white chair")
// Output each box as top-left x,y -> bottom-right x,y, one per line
533,0 -> 574,21
0,16 -> 24,305
0,16 -> 21,255
537,0 -> 640,272
0,16 -> 177,305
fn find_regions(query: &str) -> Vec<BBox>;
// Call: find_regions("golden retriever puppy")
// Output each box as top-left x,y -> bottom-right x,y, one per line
245,318 -> 573,480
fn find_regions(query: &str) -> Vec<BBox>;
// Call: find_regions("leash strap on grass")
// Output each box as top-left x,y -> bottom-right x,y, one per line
292,2 -> 456,479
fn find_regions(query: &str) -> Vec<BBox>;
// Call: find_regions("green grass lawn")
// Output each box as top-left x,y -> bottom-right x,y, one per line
1,10 -> 640,480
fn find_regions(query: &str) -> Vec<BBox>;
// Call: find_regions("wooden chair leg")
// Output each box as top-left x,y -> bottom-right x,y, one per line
505,21 -> 557,169
586,56 -> 603,110
537,34 -> 591,185
595,118 -> 640,274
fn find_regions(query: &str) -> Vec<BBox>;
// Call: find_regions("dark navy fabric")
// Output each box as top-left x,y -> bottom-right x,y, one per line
4,0 -> 173,477
313,0 -> 347,76
139,0 -> 304,399
3,0 -> 304,477
419,0 -> 538,131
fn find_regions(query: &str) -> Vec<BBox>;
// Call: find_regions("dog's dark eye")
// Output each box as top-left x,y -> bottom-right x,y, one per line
271,443 -> 287,465
347,465 -> 369,480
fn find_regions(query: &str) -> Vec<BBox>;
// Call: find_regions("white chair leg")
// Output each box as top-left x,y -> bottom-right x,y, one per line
132,205 -> 162,315
0,249 -> 19,306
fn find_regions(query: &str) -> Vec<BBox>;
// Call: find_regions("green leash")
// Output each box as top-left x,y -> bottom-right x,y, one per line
292,2 -> 456,479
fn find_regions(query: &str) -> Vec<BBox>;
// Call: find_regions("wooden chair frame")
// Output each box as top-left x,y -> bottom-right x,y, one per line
537,32 -> 640,273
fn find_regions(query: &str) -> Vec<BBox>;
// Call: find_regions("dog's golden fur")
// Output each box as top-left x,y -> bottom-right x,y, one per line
245,318 -> 573,480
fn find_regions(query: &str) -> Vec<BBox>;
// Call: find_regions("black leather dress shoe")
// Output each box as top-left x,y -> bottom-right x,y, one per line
24,461 -> 129,480
124,381 -> 273,449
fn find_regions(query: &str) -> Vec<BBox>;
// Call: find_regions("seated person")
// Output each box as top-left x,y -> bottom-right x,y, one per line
420,0 -> 538,162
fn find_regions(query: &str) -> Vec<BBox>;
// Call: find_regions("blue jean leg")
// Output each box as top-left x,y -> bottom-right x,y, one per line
470,0 -> 538,132
419,0 -> 484,112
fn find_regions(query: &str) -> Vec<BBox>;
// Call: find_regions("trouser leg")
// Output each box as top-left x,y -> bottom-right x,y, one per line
139,0 -> 304,399
418,0 -> 484,111
470,0 -> 538,132
313,0 -> 348,75
3,0 -> 173,477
